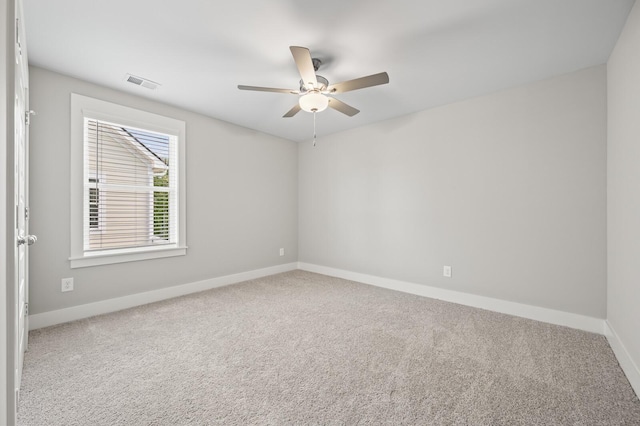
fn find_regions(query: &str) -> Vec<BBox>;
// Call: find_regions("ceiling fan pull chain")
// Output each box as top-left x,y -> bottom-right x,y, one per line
313,111 -> 317,147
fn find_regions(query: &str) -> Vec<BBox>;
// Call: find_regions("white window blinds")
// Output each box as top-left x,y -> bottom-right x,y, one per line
84,119 -> 178,252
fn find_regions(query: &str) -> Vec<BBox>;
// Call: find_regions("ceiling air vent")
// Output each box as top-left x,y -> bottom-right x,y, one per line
125,74 -> 160,90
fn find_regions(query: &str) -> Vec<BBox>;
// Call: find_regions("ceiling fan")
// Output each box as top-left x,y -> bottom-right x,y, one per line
238,46 -> 389,118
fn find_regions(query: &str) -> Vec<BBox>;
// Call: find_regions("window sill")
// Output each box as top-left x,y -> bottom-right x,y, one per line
69,246 -> 187,269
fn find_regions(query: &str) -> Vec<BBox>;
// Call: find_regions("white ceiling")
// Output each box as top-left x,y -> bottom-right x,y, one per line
23,0 -> 635,142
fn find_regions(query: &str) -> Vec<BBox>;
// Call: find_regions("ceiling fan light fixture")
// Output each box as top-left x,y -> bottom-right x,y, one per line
299,92 -> 329,113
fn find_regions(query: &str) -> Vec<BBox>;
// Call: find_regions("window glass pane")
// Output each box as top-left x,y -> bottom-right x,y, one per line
84,119 -> 176,252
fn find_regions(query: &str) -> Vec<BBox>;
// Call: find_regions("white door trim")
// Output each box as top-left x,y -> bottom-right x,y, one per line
1,1 -> 12,422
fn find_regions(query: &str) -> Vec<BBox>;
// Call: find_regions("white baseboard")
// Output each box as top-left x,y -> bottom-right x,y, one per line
29,263 -> 298,330
605,321 -> 640,397
32,261 -> 606,335
297,262 -> 605,335
30,261 -> 636,397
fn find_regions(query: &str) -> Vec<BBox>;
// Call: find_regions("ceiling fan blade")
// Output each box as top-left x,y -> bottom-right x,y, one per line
290,46 -> 318,89
327,72 -> 389,94
327,98 -> 360,117
283,104 -> 302,118
238,85 -> 298,94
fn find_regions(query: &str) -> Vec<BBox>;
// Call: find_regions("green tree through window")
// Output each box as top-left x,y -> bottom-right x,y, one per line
154,169 -> 169,240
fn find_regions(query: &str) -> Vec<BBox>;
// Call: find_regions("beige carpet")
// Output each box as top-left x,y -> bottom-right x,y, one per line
17,270 -> 640,425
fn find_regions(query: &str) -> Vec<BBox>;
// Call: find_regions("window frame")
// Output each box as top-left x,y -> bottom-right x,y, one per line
70,94 -> 187,268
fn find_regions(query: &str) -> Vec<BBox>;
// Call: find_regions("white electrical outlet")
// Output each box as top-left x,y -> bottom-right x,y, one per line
61,277 -> 74,292
279,248 -> 285,256
443,265 -> 452,278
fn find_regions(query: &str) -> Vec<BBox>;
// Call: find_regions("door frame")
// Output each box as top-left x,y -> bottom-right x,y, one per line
14,0 -> 29,399
1,0 -> 12,423
3,0 -> 23,424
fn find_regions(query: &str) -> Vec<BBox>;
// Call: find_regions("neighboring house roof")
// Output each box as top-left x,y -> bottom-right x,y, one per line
101,123 -> 169,175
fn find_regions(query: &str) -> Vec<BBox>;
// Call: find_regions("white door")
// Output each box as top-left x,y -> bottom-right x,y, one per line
13,0 -> 33,404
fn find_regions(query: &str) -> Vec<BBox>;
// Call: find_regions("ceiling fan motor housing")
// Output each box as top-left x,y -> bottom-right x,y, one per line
300,75 -> 329,93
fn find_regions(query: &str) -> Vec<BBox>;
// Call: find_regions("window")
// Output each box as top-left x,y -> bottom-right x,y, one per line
70,94 -> 186,268
84,120 -> 174,251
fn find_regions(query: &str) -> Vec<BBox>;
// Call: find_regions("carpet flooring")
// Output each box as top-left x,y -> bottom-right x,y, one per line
17,270 -> 640,425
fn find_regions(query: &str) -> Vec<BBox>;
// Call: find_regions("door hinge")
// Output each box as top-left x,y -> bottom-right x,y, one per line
25,206 -> 29,220
25,303 -> 28,316
16,19 -> 22,60
25,110 -> 35,126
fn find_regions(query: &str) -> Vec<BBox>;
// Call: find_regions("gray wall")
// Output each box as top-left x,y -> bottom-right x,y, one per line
299,65 -> 607,318
28,66 -> 298,315
29,62 -> 610,321
607,1 -> 640,375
